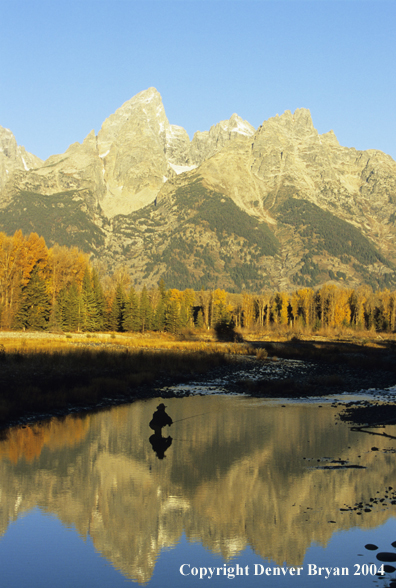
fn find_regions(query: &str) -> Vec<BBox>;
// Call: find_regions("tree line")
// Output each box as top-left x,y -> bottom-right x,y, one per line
1,230 -> 396,333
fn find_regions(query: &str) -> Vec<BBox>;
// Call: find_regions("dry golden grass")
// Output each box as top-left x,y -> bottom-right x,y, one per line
0,331 -> 259,356
0,331 -> 260,426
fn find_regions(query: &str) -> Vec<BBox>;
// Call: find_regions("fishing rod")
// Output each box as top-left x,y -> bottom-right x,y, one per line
171,412 -> 210,424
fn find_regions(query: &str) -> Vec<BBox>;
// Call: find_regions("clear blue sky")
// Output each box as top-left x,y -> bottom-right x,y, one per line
1,0 -> 395,161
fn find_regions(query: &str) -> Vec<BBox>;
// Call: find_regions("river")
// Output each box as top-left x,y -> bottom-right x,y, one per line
0,393 -> 396,587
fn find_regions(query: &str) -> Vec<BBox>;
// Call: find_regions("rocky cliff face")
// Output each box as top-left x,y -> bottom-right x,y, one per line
96,87 -> 191,216
0,125 -> 42,196
1,88 -> 396,291
0,89 -> 258,219
189,112 -> 255,166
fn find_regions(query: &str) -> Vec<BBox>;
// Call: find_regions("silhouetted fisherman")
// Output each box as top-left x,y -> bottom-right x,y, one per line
149,403 -> 173,436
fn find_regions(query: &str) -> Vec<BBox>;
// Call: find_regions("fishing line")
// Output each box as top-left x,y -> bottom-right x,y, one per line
171,412 -> 210,424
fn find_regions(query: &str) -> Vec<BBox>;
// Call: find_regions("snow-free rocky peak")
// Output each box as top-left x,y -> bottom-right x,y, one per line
0,126 -> 42,193
189,113 -> 255,166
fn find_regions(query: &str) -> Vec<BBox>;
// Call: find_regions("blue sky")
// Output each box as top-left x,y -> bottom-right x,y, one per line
1,1 -> 395,161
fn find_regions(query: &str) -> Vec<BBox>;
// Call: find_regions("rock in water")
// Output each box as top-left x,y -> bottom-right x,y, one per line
376,552 -> 396,562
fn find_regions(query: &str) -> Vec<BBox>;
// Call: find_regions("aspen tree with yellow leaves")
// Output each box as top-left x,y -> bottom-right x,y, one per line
270,293 -> 279,325
333,287 -> 352,327
297,288 -> 315,328
389,292 -> 396,332
0,231 -> 25,327
290,291 -> 300,327
197,289 -> 211,328
363,289 -> 376,330
349,286 -> 370,329
318,285 -> 337,327
21,233 -> 48,285
211,289 -> 231,326
372,289 -> 396,331
241,292 -> 255,328
47,245 -> 89,308
278,292 -> 290,325
254,294 -> 267,328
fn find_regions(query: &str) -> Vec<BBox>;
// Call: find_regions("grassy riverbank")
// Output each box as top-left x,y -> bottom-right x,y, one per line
0,331 -> 259,427
1,328 -> 396,429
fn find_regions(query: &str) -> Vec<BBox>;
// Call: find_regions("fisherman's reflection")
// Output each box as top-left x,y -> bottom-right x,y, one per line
149,403 -> 173,459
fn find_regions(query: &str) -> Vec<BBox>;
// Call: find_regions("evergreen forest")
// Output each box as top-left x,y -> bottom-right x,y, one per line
1,230 -> 396,334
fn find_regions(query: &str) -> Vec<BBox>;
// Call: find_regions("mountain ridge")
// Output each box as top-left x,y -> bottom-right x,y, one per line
1,87 -> 395,292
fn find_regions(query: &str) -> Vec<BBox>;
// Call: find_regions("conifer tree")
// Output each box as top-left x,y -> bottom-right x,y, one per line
123,287 -> 140,331
56,286 -> 68,330
152,279 -> 168,331
80,269 -> 103,331
59,283 -> 81,331
165,297 -> 180,334
158,278 -> 167,301
109,283 -> 126,332
152,296 -> 166,331
13,266 -> 51,330
179,302 -> 190,328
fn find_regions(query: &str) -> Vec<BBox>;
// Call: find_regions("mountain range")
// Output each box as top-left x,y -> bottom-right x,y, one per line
1,87 -> 396,292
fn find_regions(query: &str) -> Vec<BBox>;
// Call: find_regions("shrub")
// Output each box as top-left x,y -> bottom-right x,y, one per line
256,348 -> 268,360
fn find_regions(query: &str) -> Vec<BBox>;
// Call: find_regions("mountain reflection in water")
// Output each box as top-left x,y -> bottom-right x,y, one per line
0,396 -> 396,586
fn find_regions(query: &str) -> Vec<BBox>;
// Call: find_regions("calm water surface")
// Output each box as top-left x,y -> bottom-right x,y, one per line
0,395 -> 396,588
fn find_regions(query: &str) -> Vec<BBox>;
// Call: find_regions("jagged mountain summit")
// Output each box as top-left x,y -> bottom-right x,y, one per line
1,87 -> 396,292
0,125 -> 42,194
1,88 -> 254,219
